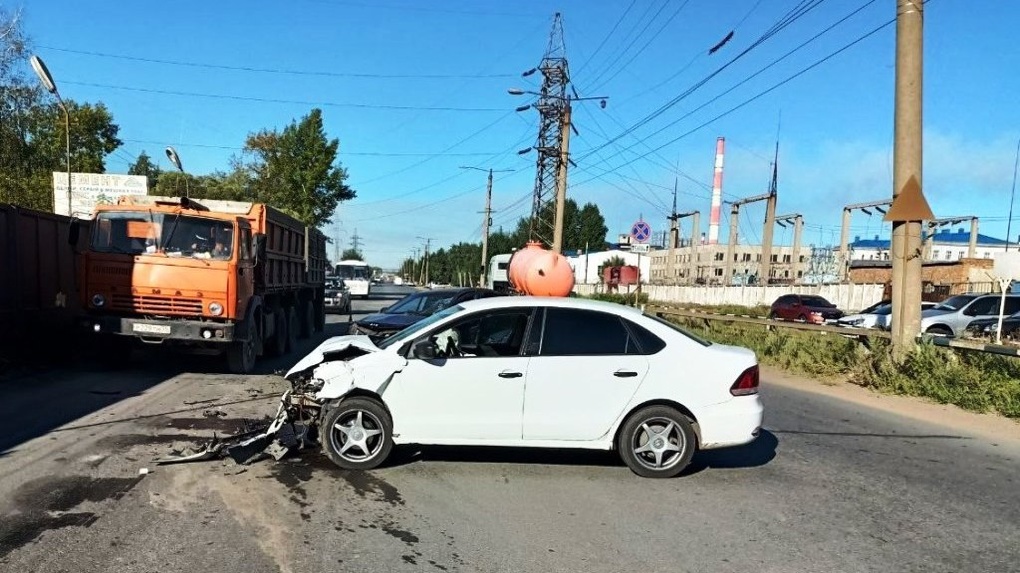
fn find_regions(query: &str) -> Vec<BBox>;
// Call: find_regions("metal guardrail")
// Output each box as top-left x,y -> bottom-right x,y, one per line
645,305 -> 892,339
648,304 -> 1020,357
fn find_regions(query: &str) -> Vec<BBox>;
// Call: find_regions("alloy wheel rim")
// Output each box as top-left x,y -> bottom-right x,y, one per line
330,409 -> 385,462
631,417 -> 685,471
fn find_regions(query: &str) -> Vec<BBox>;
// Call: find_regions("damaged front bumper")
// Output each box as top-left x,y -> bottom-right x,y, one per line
156,390 -> 324,465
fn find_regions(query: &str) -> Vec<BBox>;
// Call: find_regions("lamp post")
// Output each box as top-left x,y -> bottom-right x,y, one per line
460,165 -> 513,287
30,55 -> 71,216
165,146 -> 189,198
509,88 -> 607,253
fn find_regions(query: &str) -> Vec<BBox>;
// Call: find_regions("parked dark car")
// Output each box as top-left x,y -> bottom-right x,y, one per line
964,310 -> 1020,340
769,294 -> 843,324
349,288 -> 501,338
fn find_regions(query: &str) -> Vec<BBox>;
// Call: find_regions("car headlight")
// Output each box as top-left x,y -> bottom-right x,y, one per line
91,294 -> 106,307
209,302 -> 224,316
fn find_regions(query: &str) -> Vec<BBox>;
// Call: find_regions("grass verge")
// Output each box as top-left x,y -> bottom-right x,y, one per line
667,315 -> 1020,419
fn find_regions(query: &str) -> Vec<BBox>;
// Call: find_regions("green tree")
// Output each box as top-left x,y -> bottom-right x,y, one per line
128,150 -> 162,190
243,108 -> 355,227
340,248 -> 363,261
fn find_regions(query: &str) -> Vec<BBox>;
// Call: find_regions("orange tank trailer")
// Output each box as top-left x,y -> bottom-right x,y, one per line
508,241 -> 575,297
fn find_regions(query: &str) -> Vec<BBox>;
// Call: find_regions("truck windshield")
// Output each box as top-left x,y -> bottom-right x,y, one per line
92,211 -> 235,260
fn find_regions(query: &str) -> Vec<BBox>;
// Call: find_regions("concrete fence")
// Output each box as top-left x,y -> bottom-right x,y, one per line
574,282 -> 886,312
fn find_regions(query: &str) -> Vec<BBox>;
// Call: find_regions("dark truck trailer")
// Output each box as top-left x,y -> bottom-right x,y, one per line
76,196 -> 327,373
0,204 -> 84,358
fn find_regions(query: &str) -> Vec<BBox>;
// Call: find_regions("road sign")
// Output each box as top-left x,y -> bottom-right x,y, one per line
630,219 -> 651,243
53,172 -> 148,219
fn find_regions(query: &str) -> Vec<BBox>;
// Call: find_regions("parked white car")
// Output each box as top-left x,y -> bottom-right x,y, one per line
285,297 -> 764,478
838,301 -> 937,330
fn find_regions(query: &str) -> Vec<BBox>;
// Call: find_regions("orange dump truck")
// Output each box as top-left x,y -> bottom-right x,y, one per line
71,196 -> 327,373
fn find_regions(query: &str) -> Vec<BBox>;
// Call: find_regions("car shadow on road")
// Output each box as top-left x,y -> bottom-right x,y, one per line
768,429 -> 969,440
384,431 -> 780,475
681,430 -> 779,476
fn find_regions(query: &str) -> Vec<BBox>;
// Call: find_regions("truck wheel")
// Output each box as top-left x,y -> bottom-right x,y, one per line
299,300 -> 314,339
267,308 -> 287,357
313,300 -> 325,333
227,325 -> 256,374
286,307 -> 299,353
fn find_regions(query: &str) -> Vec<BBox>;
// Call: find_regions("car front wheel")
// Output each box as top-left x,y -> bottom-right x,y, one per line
321,397 -> 393,470
617,406 -> 697,478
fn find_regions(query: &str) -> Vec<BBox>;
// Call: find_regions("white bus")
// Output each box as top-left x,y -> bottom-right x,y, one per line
487,253 -> 512,293
335,260 -> 372,298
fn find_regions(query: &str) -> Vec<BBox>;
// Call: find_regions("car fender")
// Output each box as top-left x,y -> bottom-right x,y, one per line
312,349 -> 409,401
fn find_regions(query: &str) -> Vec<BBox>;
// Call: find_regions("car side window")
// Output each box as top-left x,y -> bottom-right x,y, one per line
539,308 -> 632,356
1003,297 -> 1020,315
966,297 -> 998,316
623,319 -> 666,355
426,309 -> 533,358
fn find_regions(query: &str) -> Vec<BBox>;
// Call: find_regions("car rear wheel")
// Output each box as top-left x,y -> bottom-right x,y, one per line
617,406 -> 696,479
321,398 -> 393,470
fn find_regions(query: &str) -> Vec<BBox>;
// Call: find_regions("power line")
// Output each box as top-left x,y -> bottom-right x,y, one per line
39,45 -> 517,79
120,138 -> 511,157
61,80 -> 509,112
571,0 -> 638,78
580,0 -> 669,91
587,0 -> 693,93
578,0 -> 879,175
577,0 -> 833,162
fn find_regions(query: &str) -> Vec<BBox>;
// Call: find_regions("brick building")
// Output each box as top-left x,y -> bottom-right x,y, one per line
848,258 -> 997,299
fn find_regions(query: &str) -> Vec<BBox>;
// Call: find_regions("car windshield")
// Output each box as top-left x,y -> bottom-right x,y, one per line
646,314 -> 712,347
860,300 -> 891,314
376,304 -> 464,350
91,211 -> 233,260
386,291 -> 458,316
325,278 -> 346,290
934,295 -> 977,311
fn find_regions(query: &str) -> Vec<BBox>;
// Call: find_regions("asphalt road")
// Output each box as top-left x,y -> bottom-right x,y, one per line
0,291 -> 1017,573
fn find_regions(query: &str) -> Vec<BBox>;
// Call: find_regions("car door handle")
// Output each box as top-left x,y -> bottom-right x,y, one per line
498,371 -> 523,379
614,370 -> 639,378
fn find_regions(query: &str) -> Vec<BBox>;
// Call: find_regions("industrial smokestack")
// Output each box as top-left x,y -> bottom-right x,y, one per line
708,137 -> 725,244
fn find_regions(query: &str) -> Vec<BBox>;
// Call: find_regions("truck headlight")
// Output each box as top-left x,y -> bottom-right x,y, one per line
91,294 -> 106,307
209,302 -> 223,316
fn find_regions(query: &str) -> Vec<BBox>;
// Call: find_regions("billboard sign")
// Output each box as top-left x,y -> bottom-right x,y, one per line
52,173 -> 148,219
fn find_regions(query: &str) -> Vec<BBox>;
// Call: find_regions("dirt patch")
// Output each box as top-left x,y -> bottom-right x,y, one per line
763,365 -> 1020,445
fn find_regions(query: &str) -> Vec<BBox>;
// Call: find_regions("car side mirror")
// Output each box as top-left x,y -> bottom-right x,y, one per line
380,306 -> 391,313
411,339 -> 436,360
68,219 -> 80,247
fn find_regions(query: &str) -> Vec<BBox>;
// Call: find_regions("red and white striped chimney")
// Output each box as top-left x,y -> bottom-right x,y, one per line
708,137 -> 725,244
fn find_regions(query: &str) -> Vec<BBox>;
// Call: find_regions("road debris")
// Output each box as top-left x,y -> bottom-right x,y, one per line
156,391 -> 318,466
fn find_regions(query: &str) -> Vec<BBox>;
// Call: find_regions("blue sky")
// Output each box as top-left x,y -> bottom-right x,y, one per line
17,0 -> 1020,268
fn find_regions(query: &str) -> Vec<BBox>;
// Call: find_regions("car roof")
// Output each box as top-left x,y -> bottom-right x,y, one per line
456,295 -> 643,315
416,287 -> 493,296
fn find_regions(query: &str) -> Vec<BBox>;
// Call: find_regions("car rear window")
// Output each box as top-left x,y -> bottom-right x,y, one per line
645,314 -> 712,347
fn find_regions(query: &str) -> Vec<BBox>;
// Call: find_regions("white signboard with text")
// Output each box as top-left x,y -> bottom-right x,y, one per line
52,172 -> 148,219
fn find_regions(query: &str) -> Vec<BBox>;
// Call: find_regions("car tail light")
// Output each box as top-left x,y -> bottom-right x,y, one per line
730,365 -> 759,396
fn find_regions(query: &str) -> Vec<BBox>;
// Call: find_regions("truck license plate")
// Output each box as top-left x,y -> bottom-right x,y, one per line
133,323 -> 171,335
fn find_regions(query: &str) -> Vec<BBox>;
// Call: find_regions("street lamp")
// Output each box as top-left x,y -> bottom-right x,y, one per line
507,88 -> 608,108
165,146 -> 190,198
30,55 -> 71,216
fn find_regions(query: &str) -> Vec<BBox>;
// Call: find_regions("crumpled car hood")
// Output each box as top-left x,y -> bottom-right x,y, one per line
285,335 -> 380,380
284,334 -> 408,401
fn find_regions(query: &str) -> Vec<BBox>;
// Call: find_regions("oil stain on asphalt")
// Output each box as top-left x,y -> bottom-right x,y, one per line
0,475 -> 142,558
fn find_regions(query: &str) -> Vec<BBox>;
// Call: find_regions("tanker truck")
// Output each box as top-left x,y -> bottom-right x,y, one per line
71,195 -> 327,373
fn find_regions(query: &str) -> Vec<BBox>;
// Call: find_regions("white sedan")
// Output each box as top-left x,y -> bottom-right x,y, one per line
285,297 -> 764,478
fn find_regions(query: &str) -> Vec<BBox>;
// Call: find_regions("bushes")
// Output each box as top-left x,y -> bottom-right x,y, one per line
669,316 -> 1020,419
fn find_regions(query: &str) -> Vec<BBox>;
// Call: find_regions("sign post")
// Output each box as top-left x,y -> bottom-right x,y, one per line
630,219 -> 652,305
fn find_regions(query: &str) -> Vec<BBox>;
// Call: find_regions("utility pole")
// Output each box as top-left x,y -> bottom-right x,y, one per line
839,199 -> 892,280
511,13 -> 606,252
759,147 -> 779,285
417,237 -> 432,286
726,192 -> 772,284
462,166 -> 511,286
890,0 -> 927,355
775,214 -> 803,280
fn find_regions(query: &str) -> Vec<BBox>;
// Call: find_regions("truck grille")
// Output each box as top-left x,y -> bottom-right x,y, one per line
110,294 -> 203,315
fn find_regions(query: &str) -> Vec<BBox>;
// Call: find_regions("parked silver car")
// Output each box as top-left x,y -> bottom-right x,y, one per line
920,293 -> 1020,337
